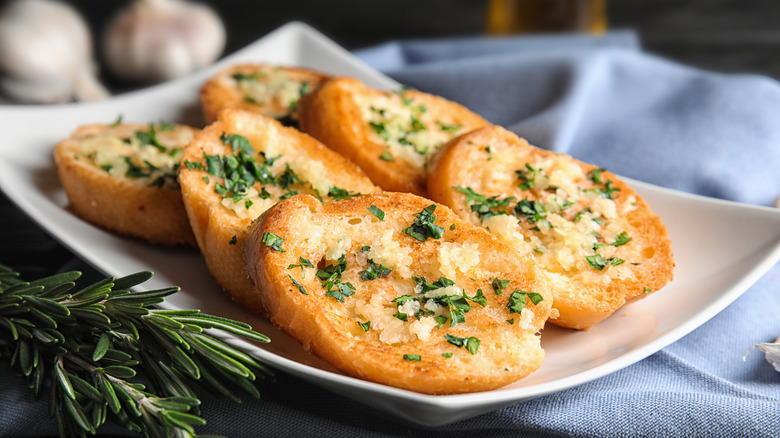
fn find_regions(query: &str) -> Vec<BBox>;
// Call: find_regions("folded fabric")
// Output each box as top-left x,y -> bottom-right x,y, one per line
3,31 -> 780,438
356,32 -> 780,207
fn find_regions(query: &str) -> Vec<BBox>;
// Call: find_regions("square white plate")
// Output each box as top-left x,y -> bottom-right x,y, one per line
2,21 -> 780,426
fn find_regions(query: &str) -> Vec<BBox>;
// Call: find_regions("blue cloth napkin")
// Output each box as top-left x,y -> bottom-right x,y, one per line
3,31 -> 780,437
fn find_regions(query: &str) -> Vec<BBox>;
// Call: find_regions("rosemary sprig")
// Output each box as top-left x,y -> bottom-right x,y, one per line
0,264 -> 273,438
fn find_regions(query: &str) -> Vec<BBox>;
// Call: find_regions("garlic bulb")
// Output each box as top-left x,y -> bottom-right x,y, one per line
0,0 -> 109,103
103,0 -> 226,83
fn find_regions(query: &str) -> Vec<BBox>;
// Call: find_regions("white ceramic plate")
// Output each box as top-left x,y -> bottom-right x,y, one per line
2,21 -> 780,427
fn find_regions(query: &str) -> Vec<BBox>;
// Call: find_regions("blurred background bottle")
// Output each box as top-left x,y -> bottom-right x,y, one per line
486,0 -> 607,34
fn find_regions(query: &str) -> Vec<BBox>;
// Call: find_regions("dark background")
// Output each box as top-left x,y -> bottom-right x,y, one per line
4,0 -> 780,87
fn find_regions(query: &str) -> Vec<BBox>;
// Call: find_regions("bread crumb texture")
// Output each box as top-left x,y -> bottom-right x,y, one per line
244,192 -> 555,394
178,108 -> 376,314
298,77 -> 489,196
53,122 -> 198,245
427,125 -> 674,329
200,63 -> 330,125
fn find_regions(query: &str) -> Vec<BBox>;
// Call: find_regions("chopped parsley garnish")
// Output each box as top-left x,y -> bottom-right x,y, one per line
516,163 -> 543,190
394,313 -> 408,322
455,186 -> 487,203
586,254 -> 625,270
444,334 -> 480,354
403,354 -> 421,361
491,278 -> 511,295
110,115 -> 122,127
586,179 -> 621,199
369,120 -> 390,141
228,235 -> 237,245
358,321 -> 371,332
360,260 -> 392,281
324,281 -> 355,302
287,256 -> 314,278
468,289 -> 487,307
379,152 -> 393,161
262,232 -> 286,252
317,255 -> 354,302
403,205 -> 444,241
316,254 -> 346,283
588,168 -> 606,184
612,231 -> 631,247
454,187 -> 514,221
328,186 -> 360,200
436,121 -> 461,132
465,337 -> 480,355
220,132 -> 254,155
444,334 -> 466,347
507,290 -> 544,315
231,72 -> 264,81
288,274 -> 308,295
367,205 -> 385,220
277,164 -> 303,189
135,124 -> 166,152
515,199 -> 547,224
441,352 -> 453,358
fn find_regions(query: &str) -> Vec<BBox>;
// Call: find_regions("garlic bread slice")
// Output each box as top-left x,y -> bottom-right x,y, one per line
54,122 -> 198,246
178,108 -> 377,314
200,63 -> 330,126
427,125 -> 674,330
298,77 -> 489,196
244,192 -> 554,394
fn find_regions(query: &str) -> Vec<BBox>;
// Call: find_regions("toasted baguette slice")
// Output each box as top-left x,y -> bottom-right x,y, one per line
244,192 -> 554,394
298,77 -> 489,196
427,125 -> 674,330
200,63 -> 330,126
178,108 -> 378,314
53,122 -> 198,246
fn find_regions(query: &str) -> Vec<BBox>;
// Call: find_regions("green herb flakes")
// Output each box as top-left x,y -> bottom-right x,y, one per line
368,204 -> 385,220
585,254 -> 624,271
288,274 -> 308,295
262,232 -> 286,252
328,186 -> 360,200
403,205 -> 444,242
507,289 -> 544,315
360,260 -> 392,281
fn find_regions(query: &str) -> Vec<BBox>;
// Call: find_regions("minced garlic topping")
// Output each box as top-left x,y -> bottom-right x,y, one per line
357,91 -> 464,173
233,66 -> 308,118
79,124 -> 192,189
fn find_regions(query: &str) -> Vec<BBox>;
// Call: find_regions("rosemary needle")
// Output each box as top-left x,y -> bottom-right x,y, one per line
0,264 -> 273,438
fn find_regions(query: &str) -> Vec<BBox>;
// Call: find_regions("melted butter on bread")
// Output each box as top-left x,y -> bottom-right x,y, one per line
244,192 -> 554,394
53,122 -> 198,246
427,125 -> 674,330
298,77 -> 489,196
178,108 -> 377,315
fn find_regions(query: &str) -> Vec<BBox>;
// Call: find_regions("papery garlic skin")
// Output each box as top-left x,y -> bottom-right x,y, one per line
103,0 -> 226,82
0,0 -> 109,103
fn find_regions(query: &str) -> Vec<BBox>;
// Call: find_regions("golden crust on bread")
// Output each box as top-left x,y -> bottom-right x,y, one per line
243,192 -> 554,394
298,77 -> 489,196
427,125 -> 674,330
200,63 -> 330,126
178,108 -> 378,314
53,122 -> 198,246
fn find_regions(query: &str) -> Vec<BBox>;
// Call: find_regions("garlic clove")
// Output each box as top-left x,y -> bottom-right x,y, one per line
0,0 -> 109,103
103,0 -> 226,83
